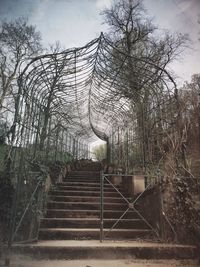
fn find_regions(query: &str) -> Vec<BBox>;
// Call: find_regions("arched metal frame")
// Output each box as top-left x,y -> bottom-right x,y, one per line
8,33 -> 177,174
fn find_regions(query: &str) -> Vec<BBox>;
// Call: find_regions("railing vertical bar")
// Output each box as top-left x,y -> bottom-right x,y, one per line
100,171 -> 104,242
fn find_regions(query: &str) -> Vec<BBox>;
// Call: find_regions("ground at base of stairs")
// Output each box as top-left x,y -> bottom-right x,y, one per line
0,255 -> 199,267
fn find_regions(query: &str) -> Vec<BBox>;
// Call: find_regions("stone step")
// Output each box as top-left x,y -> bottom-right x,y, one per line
45,209 -> 139,219
40,218 -> 148,229
49,195 -> 127,204
12,240 -> 198,260
66,173 -> 100,179
65,177 -> 100,180
47,201 -> 127,210
64,179 -> 100,183
49,190 -> 125,198
56,181 -> 117,188
38,228 -> 153,240
56,185 -> 126,193
65,173 -> 99,176
68,173 -> 100,175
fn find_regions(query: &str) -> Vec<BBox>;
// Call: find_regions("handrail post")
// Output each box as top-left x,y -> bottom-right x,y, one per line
100,171 -> 104,242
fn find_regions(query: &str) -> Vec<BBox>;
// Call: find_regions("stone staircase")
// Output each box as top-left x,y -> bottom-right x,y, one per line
39,164 -> 153,241
11,162 -> 198,260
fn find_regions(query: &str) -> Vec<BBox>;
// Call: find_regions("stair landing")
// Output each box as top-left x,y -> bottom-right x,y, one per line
12,240 -> 198,260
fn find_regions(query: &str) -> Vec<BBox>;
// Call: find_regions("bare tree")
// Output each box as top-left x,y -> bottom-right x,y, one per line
101,0 -> 188,170
0,17 -> 42,112
102,0 -> 187,99
178,74 -> 200,175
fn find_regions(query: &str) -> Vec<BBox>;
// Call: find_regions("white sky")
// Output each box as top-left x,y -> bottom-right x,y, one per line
0,0 -> 199,85
0,0 -> 199,148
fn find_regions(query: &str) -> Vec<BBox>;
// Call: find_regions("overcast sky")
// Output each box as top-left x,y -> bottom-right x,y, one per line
0,0 -> 199,85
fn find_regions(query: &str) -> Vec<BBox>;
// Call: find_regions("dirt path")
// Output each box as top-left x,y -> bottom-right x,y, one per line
0,255 -> 199,267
